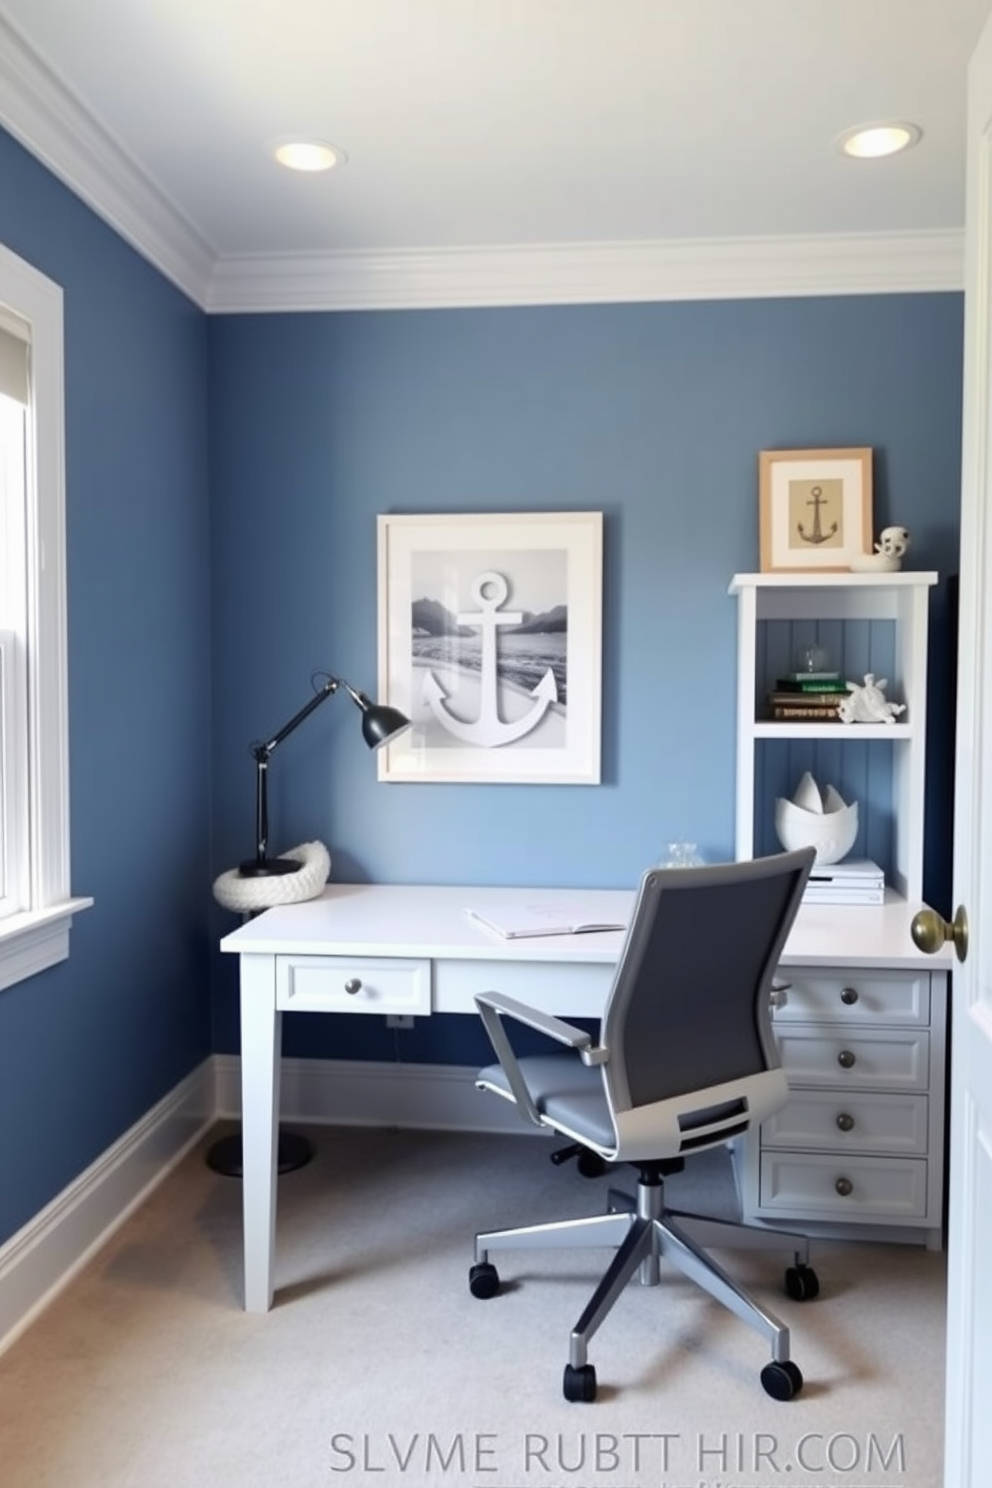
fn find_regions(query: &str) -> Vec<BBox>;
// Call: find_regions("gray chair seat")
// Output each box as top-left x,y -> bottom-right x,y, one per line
477,1056 -> 615,1150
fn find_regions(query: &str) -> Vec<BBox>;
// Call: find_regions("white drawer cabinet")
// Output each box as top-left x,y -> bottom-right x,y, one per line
737,966 -> 948,1247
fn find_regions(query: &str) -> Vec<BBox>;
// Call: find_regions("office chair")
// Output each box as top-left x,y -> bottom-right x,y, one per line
469,847 -> 819,1403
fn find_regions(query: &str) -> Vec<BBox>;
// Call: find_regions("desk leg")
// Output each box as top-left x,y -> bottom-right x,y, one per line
239,953 -> 281,1312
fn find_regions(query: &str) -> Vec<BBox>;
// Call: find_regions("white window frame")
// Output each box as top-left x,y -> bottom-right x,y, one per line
0,242 -> 90,991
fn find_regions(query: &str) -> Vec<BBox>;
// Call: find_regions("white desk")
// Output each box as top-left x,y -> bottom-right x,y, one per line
221,882 -> 950,1310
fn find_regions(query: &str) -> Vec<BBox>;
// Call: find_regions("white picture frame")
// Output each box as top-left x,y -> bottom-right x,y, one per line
376,511 -> 603,784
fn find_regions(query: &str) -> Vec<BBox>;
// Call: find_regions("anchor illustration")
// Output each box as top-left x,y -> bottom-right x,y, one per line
423,570 -> 558,747
797,484 -> 839,546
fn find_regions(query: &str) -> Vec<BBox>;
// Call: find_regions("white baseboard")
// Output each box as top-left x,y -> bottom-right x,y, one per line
213,1053 -> 539,1136
0,1060 -> 215,1357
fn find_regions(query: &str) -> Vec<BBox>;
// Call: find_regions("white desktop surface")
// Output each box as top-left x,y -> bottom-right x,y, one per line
220,881 -> 950,1310
221,882 -> 633,962
221,881 -> 951,970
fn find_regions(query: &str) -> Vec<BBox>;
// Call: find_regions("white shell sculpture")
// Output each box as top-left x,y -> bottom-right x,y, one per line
774,773 -> 858,864
837,674 -> 906,725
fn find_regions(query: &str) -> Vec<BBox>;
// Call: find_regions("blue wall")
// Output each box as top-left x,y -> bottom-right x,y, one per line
208,296 -> 963,1064
0,115 -> 966,1247
0,130 -> 213,1243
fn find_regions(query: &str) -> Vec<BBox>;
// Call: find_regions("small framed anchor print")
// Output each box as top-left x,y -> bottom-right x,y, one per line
758,447 -> 873,572
376,511 -> 603,783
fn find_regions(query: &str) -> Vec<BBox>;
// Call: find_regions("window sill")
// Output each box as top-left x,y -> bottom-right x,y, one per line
0,897 -> 94,992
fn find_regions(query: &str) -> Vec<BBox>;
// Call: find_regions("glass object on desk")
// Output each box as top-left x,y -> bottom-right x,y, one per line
659,842 -> 704,869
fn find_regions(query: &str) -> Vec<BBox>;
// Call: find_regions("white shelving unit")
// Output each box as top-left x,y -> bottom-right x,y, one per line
730,571 -> 936,899
729,571 -> 951,1247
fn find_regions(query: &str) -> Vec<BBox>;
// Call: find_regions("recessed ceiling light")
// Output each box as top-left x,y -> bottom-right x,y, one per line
272,140 -> 346,173
836,122 -> 922,160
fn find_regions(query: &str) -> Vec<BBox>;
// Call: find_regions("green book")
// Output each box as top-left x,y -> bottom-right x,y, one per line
776,674 -> 847,693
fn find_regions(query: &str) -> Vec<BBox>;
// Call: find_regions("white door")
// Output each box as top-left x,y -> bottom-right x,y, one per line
942,8 -> 992,1482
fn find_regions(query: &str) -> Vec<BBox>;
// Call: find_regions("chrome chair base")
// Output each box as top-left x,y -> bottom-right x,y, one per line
472,1167 -> 816,1399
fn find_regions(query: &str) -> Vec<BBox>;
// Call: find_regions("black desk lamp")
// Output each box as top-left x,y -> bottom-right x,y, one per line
239,673 -> 410,878
208,672 -> 410,1178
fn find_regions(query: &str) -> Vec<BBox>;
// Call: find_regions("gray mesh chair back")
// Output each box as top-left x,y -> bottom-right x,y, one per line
600,851 -> 811,1159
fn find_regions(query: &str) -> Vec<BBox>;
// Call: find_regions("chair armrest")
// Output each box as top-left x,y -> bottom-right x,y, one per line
475,991 -> 609,1067
475,991 -> 591,1047
474,991 -> 607,1130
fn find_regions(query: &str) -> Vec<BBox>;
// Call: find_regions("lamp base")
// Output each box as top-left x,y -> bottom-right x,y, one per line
238,856 -> 303,878
205,1130 -> 314,1177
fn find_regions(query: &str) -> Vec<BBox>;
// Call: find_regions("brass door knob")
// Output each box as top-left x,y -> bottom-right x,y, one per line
911,905 -> 968,963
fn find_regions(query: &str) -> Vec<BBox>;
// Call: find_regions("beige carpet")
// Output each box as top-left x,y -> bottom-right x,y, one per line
0,1125 -> 946,1488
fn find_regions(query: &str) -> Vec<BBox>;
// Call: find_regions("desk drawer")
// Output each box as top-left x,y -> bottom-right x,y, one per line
276,956 -> 431,1015
772,969 -> 930,1025
433,958 -> 614,1017
762,1091 -> 929,1155
775,1026 -> 929,1090
759,1152 -> 928,1220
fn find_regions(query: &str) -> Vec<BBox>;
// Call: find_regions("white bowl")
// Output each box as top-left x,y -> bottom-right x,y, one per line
774,795 -> 859,864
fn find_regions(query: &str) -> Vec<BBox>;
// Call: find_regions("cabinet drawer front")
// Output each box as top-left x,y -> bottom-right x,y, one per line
762,1091 -> 929,1155
772,970 -> 930,1025
776,1026 -> 929,1090
276,956 -> 431,1015
759,1153 -> 928,1220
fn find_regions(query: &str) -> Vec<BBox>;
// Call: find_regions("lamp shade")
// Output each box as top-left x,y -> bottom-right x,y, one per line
357,696 -> 412,750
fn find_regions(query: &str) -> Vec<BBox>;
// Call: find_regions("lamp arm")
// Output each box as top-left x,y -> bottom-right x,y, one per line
255,676 -> 342,760
250,677 -> 342,870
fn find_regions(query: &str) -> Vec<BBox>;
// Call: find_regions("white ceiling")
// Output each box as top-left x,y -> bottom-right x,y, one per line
0,0 -> 988,311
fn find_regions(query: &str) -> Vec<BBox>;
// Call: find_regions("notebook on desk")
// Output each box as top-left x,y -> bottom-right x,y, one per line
464,903 -> 628,940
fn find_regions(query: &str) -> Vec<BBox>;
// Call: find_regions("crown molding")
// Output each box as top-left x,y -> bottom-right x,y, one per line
0,13 -> 966,315
0,13 -> 214,306
204,230 -> 964,313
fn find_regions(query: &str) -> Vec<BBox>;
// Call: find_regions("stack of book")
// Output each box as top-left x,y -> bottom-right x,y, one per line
767,670 -> 848,722
804,859 -> 885,905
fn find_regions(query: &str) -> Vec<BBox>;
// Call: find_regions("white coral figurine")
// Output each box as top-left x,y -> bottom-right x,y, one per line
849,525 -> 911,573
838,673 -> 906,724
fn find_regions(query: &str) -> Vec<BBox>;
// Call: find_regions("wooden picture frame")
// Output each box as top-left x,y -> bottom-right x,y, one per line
759,448 -> 873,573
376,511 -> 603,784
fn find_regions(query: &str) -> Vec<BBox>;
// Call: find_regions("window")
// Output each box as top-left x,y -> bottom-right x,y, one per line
0,243 -> 90,990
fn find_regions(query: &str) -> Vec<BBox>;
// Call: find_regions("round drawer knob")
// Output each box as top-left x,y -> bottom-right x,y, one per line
836,1112 -> 855,1132
835,1176 -> 854,1198
840,986 -> 859,1005
837,1049 -> 856,1069
344,978 -> 363,995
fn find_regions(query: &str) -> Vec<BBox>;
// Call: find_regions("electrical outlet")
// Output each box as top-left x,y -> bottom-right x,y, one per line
385,1014 -> 414,1030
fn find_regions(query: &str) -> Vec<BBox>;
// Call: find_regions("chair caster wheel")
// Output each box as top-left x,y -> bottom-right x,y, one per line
760,1359 -> 803,1400
563,1363 -> 597,1402
785,1263 -> 820,1300
469,1261 -> 500,1299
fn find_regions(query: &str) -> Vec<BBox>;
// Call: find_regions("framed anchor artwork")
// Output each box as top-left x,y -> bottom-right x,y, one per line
758,447 -> 873,573
376,511 -> 603,783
